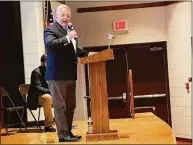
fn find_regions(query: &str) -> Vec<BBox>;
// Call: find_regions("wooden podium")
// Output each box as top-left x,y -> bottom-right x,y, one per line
79,49 -> 119,141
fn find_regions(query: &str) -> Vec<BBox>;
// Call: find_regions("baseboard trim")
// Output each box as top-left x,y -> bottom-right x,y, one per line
176,137 -> 192,143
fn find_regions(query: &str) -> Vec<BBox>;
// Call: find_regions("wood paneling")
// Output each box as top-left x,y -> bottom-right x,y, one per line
79,49 -> 114,64
176,137 -> 192,144
133,82 -> 165,95
107,84 -> 126,97
89,62 -> 109,133
79,49 -> 118,141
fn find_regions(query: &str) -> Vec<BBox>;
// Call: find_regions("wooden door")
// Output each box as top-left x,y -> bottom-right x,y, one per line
125,42 -> 170,124
106,49 -> 129,118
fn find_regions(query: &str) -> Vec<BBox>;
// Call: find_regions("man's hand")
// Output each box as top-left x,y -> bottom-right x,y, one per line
68,30 -> 78,40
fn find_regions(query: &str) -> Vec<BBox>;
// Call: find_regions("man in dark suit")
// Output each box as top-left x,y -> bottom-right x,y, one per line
44,4 -> 88,142
27,54 -> 56,132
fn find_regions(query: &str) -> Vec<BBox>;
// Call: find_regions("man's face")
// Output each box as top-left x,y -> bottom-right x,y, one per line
41,61 -> 47,67
55,7 -> 71,28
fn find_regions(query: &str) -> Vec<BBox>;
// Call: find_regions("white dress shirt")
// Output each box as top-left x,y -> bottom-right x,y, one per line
65,28 -> 76,54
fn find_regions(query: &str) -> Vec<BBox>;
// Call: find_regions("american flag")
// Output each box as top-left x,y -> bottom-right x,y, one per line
44,1 -> 53,28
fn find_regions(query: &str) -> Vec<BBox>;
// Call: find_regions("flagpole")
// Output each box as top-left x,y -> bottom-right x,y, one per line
43,1 -> 45,28
46,1 -> 49,28
43,1 -> 49,29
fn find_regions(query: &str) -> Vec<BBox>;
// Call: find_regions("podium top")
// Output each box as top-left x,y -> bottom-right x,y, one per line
78,49 -> 114,64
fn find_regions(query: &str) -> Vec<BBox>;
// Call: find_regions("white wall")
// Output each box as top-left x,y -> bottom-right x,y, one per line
20,2 -> 192,139
64,1 -> 167,121
65,1 -> 192,139
20,1 -> 52,121
20,1 -> 45,84
166,2 -> 192,139
66,2 -> 166,47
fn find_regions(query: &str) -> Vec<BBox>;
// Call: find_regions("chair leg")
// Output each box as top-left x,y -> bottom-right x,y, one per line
37,108 -> 41,130
6,111 -> 11,135
15,109 -> 26,132
3,113 -> 9,135
38,107 -> 41,124
29,109 -> 42,132
23,108 -> 27,131
20,108 -> 27,131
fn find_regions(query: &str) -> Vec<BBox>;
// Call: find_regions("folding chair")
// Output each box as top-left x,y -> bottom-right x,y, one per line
125,69 -> 156,119
0,87 -> 27,135
19,84 -> 42,132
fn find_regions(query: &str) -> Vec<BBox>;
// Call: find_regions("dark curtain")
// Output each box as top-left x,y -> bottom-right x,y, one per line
0,1 -> 25,125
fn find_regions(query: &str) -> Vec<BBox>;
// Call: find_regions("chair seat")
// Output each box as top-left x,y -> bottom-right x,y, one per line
0,106 -> 24,112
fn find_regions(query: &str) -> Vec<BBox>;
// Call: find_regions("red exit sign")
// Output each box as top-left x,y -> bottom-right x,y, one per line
113,20 -> 128,31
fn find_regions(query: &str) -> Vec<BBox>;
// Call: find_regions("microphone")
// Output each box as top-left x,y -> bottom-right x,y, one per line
68,22 -> 78,49
68,22 -> 74,31
68,22 -> 78,40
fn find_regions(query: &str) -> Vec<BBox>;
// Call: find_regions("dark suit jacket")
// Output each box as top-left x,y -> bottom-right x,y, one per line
44,21 -> 88,80
27,66 -> 50,110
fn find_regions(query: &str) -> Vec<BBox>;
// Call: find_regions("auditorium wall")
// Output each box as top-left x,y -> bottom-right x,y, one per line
20,1 -> 192,139
65,1 -> 192,139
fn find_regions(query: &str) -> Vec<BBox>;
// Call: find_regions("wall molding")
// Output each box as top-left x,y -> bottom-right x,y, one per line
176,137 -> 192,143
77,1 -> 180,13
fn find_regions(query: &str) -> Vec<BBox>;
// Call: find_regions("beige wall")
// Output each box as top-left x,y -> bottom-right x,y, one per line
20,2 -> 192,139
61,2 -> 167,121
20,2 -> 45,84
20,2 -> 54,121
65,2 -> 166,47
51,2 -> 167,121
166,2 -> 192,139
64,1 -> 192,138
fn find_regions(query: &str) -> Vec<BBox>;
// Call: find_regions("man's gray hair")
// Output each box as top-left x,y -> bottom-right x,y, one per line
55,4 -> 71,16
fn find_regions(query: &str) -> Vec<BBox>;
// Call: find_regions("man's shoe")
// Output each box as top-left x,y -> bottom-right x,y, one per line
72,124 -> 77,129
44,126 -> 56,132
70,132 -> 82,139
59,136 -> 80,142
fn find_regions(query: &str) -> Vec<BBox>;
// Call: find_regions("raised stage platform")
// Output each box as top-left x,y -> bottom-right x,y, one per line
1,113 -> 176,144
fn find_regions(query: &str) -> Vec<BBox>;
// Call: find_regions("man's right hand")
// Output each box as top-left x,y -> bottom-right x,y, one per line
68,30 -> 78,40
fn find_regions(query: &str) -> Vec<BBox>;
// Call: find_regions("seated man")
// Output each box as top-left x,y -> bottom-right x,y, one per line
27,54 -> 56,132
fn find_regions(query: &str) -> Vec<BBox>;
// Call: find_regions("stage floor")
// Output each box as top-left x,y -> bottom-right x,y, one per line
1,113 -> 176,144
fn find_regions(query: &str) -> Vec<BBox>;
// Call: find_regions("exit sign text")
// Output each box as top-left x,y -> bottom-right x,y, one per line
113,20 -> 128,31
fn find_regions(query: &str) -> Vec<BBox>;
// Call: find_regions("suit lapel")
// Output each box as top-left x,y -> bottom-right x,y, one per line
51,22 -> 67,37
51,22 -> 78,53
